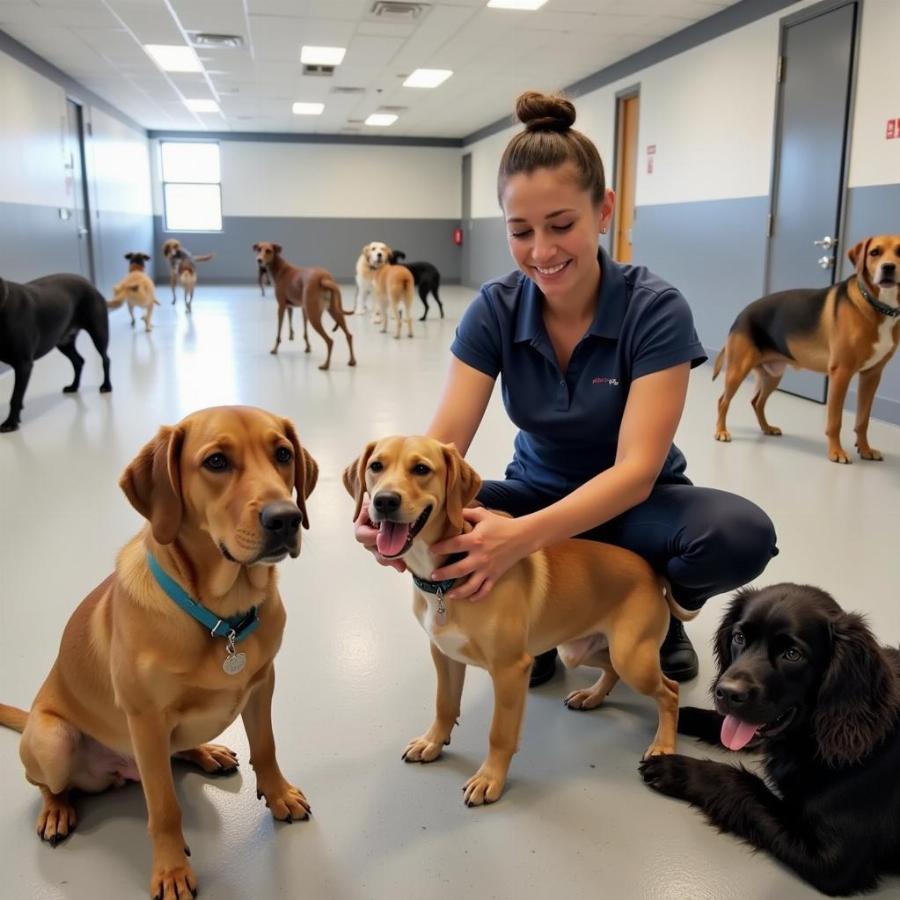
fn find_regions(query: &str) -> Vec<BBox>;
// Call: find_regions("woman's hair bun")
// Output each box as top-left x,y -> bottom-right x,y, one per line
515,91 -> 576,133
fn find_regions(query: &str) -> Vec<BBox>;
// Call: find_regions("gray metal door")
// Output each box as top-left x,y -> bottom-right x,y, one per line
461,152 -> 471,287
766,2 -> 856,401
65,99 -> 94,281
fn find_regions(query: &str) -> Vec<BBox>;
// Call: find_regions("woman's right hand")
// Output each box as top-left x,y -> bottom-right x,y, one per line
353,494 -> 407,572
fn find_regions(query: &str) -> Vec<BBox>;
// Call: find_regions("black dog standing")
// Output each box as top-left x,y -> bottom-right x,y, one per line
390,251 -> 444,321
640,583 -> 900,896
0,274 -> 112,432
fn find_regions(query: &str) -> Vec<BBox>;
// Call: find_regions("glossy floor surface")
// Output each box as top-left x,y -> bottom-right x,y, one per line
1,284 -> 899,900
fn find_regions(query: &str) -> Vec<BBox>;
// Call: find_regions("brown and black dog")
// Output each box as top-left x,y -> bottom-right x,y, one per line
254,242 -> 356,369
713,235 -> 900,462
125,251 -> 151,272
344,435 -> 691,807
161,239 -> 214,311
0,406 -> 318,900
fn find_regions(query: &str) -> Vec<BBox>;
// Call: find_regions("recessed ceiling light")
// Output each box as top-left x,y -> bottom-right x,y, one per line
487,0 -> 547,8
365,113 -> 398,126
292,101 -> 325,115
143,44 -> 203,72
300,46 -> 346,65
403,68 -> 452,88
184,98 -> 220,113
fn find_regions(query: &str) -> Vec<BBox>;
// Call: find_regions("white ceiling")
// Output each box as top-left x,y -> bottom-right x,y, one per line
0,0 -> 741,138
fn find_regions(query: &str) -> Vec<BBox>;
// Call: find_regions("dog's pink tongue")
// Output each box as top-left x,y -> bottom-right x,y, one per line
720,715 -> 760,751
376,521 -> 411,557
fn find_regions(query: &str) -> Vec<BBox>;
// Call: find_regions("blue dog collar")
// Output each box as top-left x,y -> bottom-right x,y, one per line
411,552 -> 467,596
146,552 -> 260,642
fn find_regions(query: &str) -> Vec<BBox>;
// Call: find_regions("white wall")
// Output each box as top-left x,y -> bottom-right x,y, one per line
89,108 -> 152,216
465,0 -> 897,217
151,140 -> 461,220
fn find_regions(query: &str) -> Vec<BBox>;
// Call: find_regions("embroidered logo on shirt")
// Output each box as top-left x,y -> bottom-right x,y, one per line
592,376 -> 620,386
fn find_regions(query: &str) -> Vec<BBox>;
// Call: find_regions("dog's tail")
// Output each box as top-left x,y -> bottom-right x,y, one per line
661,578 -> 700,623
712,346 -> 726,381
153,298 -> 161,306
0,703 -> 28,732
193,253 -> 215,263
107,297 -> 125,309
321,276 -> 354,316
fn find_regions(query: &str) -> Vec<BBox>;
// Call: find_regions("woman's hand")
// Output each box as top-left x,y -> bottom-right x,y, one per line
353,494 -> 407,573
429,507 -> 533,602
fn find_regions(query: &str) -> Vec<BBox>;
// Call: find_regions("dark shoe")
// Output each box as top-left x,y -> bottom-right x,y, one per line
529,648 -> 558,687
660,619 -> 698,682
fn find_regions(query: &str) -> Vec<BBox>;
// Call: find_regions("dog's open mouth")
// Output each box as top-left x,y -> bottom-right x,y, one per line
720,706 -> 796,751
220,541 -> 298,565
375,505 -> 432,558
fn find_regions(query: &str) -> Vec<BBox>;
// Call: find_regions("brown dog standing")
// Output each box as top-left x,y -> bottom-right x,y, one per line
713,235 -> 900,462
161,239 -> 214,310
0,406 -> 318,900
254,241 -> 356,369
372,263 -> 415,339
344,436 -> 688,807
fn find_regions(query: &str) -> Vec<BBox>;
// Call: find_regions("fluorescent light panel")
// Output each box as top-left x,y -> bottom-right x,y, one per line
403,68 -> 453,88
184,99 -> 220,113
365,113 -> 398,126
300,45 -> 346,65
144,44 -> 203,72
487,0 -> 547,8
292,102 -> 324,115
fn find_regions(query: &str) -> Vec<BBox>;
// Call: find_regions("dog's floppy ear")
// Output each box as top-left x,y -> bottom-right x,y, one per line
252,243 -> 261,252
391,250 -> 406,264
441,442 -> 482,531
813,611 -> 900,767
119,425 -> 185,544
342,441 -> 377,521
282,418 -> 317,530
848,237 -> 871,272
273,243 -> 283,255
714,587 -> 754,676
124,252 -> 134,261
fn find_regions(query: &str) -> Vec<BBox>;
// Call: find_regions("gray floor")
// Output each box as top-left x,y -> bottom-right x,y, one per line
1,283 -> 899,900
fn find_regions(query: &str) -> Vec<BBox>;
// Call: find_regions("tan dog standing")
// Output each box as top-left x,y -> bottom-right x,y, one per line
344,436 -> 688,807
354,241 -> 392,316
0,406 -> 318,900
254,241 -> 356,369
108,270 -> 159,332
372,263 -> 415,339
161,239 -> 214,310
713,235 -> 900,462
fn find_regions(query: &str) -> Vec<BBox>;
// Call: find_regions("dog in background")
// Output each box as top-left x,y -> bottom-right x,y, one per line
254,242 -> 356,369
712,235 -> 900,463
354,241 -> 391,317
344,436 -> 691,807
108,268 -> 159,332
161,239 -> 214,311
0,274 -> 112,432
390,250 -> 444,320
641,582 -> 900,896
0,406 -> 318,900
373,262 -> 415,338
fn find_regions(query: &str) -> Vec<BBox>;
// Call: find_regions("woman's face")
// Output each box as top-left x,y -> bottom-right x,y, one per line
500,164 -> 614,304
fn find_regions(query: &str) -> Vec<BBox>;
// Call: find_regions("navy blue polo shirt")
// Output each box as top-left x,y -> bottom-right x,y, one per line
451,246 -> 707,495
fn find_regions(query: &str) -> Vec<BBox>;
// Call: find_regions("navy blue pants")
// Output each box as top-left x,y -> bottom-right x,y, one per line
477,478 -> 778,611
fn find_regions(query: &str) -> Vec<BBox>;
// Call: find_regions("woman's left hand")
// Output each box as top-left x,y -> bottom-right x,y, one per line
428,507 -> 532,602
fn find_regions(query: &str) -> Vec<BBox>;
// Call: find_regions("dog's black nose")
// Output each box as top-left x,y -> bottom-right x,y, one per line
260,501 -> 302,537
372,491 -> 401,515
881,262 -> 896,276
715,678 -> 755,706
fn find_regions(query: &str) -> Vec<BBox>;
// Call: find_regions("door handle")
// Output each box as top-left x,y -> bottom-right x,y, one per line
814,235 -> 837,249
817,255 -> 834,269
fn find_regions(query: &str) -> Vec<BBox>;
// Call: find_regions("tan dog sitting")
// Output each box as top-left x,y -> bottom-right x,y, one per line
0,406 -> 318,900
344,436 -> 690,807
713,234 -> 900,462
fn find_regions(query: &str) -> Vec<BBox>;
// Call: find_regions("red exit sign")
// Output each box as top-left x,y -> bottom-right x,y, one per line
887,118 -> 900,140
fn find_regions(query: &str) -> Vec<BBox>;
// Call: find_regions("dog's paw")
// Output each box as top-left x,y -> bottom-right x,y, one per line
177,743 -> 239,775
150,855 -> 197,900
0,419 -> 20,433
256,779 -> 311,823
828,448 -> 851,464
638,754 -> 692,799
714,429 -> 731,442
563,688 -> 606,711
36,796 -> 77,845
858,446 -> 883,461
462,764 -> 506,807
761,426 -> 782,436
402,734 -> 448,764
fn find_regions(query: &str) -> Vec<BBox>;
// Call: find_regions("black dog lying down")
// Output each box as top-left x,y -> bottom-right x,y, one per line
390,250 -> 443,320
640,583 -> 900,896
0,274 -> 112,432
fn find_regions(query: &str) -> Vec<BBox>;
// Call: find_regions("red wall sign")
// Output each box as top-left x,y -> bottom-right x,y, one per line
887,118 -> 899,140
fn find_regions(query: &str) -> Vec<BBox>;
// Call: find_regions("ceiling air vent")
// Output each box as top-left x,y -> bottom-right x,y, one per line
377,105 -> 408,113
369,1 -> 429,23
331,86 -> 366,95
190,33 -> 244,49
302,63 -> 335,77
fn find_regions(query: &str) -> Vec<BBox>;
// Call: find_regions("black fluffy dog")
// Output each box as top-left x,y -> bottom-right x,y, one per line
0,274 -> 112,432
390,251 -> 443,320
640,583 -> 900,895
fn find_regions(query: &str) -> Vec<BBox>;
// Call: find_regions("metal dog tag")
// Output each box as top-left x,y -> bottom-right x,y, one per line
434,588 -> 448,627
223,652 -> 246,676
